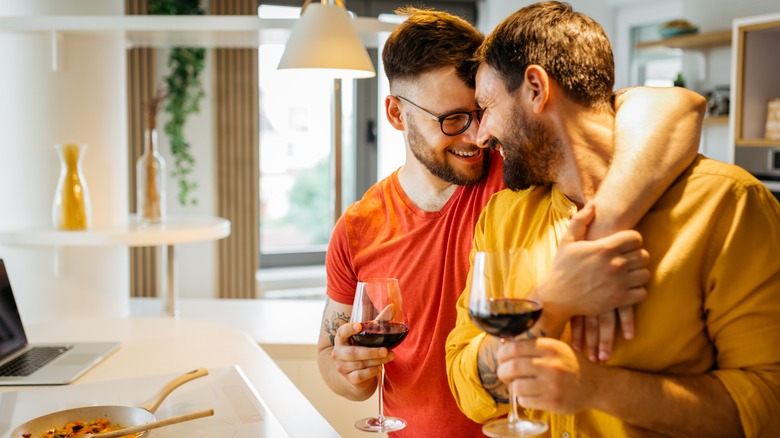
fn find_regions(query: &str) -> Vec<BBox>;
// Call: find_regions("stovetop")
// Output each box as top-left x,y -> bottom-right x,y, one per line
0,365 -> 288,437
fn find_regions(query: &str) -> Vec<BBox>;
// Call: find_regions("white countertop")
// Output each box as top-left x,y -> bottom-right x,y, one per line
129,297 -> 325,347
1,317 -> 338,437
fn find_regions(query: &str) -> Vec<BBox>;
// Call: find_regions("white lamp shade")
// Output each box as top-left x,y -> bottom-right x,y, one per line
277,3 -> 376,79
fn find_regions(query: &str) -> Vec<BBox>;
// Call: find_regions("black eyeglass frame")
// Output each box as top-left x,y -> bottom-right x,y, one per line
394,95 -> 482,136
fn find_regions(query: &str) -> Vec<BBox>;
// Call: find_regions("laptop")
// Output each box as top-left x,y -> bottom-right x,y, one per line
0,259 -> 120,385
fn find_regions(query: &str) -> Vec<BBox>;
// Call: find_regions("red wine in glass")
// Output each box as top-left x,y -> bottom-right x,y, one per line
469,298 -> 542,339
350,278 -> 409,433
469,250 -> 548,437
352,320 -> 409,349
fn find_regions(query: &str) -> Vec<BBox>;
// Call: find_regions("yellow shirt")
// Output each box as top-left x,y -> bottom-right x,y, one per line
445,157 -> 780,437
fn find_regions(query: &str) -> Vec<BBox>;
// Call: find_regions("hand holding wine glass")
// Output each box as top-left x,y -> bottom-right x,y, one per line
469,250 -> 548,437
350,278 -> 409,432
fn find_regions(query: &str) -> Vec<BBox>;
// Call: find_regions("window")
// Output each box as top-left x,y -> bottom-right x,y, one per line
258,5 -> 360,268
258,1 -> 478,271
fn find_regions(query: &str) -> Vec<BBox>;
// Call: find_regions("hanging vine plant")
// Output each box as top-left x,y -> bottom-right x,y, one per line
149,0 -> 206,206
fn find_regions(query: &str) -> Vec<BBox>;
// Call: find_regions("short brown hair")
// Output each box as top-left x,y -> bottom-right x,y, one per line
382,7 -> 483,88
478,1 -> 614,109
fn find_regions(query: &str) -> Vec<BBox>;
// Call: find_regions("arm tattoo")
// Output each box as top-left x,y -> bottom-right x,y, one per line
478,340 -> 510,403
323,309 -> 350,346
524,329 -> 547,340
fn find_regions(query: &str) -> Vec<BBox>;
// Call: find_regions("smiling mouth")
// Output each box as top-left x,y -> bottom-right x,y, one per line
450,149 -> 481,158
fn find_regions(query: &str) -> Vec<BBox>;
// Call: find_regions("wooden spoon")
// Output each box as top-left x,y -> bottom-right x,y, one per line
84,409 -> 214,438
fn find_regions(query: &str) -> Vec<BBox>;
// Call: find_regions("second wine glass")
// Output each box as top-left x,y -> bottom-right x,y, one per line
350,277 -> 409,433
468,250 -> 548,437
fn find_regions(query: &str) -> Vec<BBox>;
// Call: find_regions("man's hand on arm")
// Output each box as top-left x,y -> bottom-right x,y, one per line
317,298 -> 393,401
578,86 -> 706,361
534,203 -> 649,336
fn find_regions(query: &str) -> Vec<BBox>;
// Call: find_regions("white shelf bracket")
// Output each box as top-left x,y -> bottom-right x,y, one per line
51,30 -> 61,72
53,246 -> 65,277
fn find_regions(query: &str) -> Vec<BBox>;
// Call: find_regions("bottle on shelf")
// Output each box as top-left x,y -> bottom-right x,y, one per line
137,111 -> 166,224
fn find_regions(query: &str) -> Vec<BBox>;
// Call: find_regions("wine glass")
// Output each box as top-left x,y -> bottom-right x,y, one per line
350,278 -> 409,433
468,250 -> 548,437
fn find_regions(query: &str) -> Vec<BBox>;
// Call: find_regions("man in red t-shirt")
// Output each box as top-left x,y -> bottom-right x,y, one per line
317,7 -> 705,437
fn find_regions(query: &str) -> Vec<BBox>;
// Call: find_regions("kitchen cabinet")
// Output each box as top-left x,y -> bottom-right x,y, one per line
730,13 -> 780,148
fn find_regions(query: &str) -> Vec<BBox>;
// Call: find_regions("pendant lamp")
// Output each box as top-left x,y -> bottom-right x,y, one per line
277,0 -> 376,79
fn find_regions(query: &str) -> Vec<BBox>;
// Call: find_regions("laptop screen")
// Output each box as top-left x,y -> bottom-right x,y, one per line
0,260 -> 29,356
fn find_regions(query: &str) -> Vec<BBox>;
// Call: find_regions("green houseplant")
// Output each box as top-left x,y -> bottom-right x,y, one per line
149,0 -> 206,206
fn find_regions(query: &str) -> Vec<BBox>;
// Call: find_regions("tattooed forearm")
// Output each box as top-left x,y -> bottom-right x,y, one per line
478,338 -> 509,403
323,310 -> 350,346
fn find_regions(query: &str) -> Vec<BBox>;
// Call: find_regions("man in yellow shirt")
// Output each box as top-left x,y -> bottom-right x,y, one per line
446,2 -> 780,437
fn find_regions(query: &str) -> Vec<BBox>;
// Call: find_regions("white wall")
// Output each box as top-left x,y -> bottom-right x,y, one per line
0,0 -> 130,324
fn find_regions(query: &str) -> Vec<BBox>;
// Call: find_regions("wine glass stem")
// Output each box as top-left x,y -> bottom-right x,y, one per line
509,383 -> 520,424
377,363 -> 386,423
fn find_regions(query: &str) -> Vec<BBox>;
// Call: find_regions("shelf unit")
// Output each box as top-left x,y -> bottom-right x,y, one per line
0,15 -> 397,49
0,13 -> 395,316
731,16 -> 780,148
636,29 -> 734,145
635,29 -> 731,51
703,115 -> 729,126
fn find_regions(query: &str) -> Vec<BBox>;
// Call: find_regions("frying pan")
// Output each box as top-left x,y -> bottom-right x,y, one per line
10,368 -> 209,438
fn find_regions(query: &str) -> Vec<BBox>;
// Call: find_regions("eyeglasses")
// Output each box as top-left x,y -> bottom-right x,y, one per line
394,95 -> 482,136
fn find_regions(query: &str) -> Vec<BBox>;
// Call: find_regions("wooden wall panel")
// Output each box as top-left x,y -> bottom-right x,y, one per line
212,0 -> 260,298
126,0 -> 159,298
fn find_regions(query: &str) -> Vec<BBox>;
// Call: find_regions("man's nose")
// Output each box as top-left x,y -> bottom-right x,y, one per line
476,119 -> 492,149
457,116 -> 480,145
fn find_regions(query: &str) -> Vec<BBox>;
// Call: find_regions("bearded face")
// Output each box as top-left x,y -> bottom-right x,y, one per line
498,102 -> 563,191
406,116 -> 490,186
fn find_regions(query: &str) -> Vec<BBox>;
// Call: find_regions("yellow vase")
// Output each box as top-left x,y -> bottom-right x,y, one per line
52,143 -> 92,230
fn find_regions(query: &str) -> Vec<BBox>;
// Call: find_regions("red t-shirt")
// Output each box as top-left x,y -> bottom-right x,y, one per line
326,151 -> 504,437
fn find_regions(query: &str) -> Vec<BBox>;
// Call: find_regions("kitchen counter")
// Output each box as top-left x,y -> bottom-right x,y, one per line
129,297 -> 325,347
128,297 -> 385,438
0,316 -> 339,437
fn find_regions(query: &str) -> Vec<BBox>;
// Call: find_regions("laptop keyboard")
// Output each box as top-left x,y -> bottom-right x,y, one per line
0,346 -> 72,376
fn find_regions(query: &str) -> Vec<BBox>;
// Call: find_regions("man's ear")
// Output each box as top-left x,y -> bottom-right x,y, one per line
385,95 -> 405,131
524,65 -> 550,114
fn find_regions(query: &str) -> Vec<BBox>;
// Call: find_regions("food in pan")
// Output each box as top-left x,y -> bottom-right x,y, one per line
21,418 -> 141,438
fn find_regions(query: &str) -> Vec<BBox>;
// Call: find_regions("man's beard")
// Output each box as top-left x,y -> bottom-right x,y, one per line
500,105 -> 562,191
407,118 -> 489,186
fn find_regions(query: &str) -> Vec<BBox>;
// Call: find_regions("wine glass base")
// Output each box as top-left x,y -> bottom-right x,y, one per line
482,418 -> 548,437
354,416 -> 407,433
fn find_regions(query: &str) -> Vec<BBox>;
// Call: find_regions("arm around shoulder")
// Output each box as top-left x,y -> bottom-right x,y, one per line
590,86 -> 705,238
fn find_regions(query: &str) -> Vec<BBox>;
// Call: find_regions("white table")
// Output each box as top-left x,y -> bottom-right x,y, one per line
0,317 -> 338,437
0,215 -> 231,318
